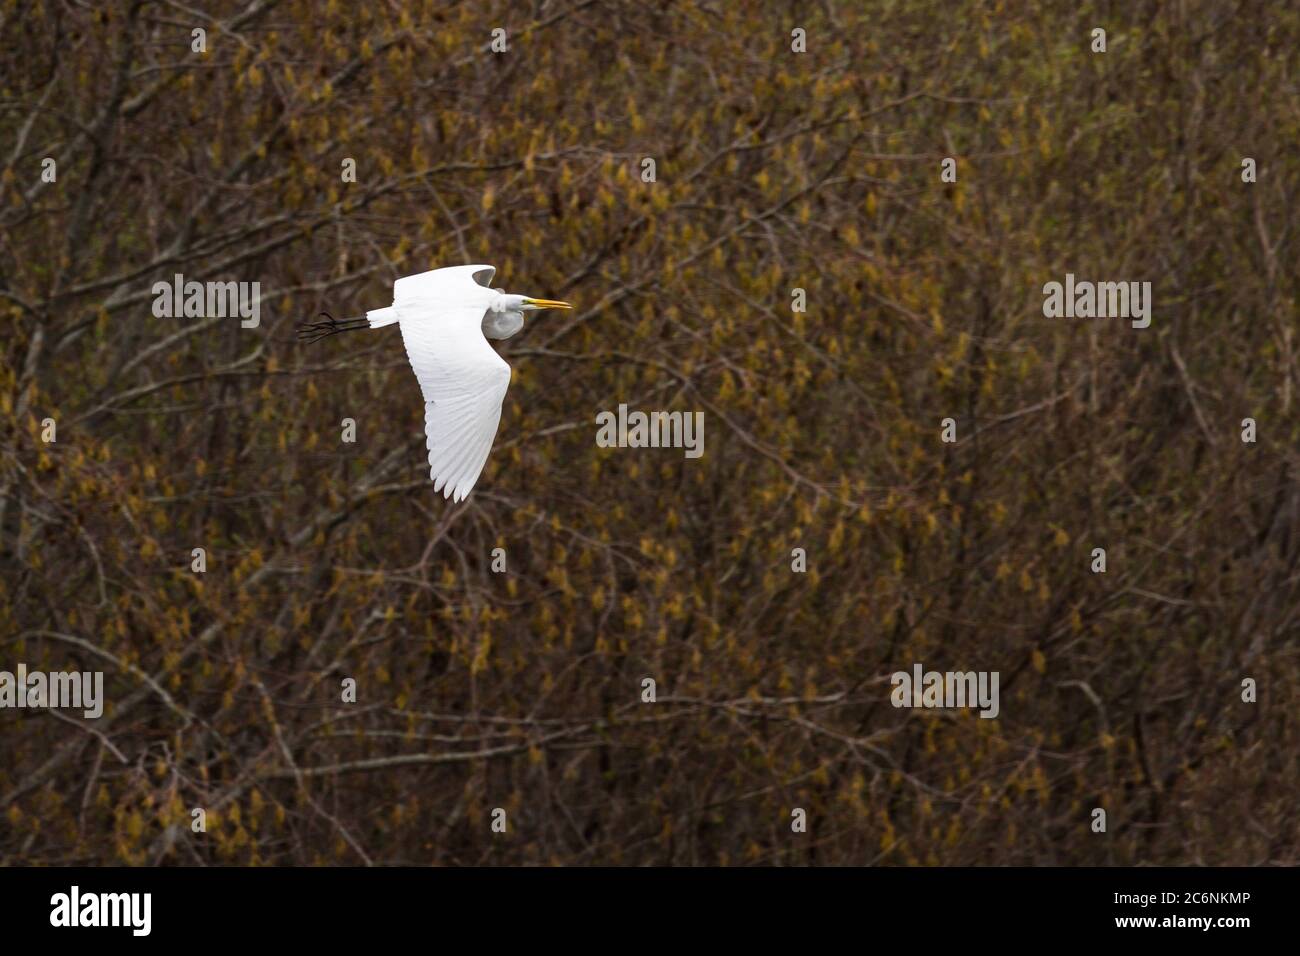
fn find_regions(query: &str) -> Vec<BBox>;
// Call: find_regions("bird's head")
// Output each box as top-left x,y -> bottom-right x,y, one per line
492,293 -> 573,313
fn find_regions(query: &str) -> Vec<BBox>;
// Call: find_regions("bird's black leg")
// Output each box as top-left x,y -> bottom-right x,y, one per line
296,311 -> 370,344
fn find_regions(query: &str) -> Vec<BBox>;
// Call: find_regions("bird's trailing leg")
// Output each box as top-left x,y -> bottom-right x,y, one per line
296,311 -> 369,344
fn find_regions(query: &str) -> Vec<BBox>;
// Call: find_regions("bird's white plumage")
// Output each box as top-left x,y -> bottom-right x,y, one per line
394,264 -> 495,304
322,264 -> 567,501
390,266 -> 510,502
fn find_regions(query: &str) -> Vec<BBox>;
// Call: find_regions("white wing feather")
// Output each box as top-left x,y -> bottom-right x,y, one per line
393,270 -> 510,502
394,265 -> 494,303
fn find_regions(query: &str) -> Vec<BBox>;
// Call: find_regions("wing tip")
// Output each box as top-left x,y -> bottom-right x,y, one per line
430,470 -> 472,503
426,470 -> 477,503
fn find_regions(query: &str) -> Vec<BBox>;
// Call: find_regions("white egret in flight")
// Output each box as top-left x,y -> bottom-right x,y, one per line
297,265 -> 571,501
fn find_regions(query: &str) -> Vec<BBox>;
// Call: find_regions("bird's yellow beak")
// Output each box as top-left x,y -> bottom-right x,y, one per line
523,297 -> 573,310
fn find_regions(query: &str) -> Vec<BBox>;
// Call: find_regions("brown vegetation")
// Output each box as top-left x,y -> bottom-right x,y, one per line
1,0 -> 1298,865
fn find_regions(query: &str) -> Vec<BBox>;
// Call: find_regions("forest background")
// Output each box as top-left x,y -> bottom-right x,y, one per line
1,0 -> 1297,865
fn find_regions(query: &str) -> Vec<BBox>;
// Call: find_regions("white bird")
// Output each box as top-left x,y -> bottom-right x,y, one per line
298,265 -> 571,501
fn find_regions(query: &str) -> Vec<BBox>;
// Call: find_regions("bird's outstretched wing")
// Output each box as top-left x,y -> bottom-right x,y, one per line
397,297 -> 511,502
393,265 -> 495,303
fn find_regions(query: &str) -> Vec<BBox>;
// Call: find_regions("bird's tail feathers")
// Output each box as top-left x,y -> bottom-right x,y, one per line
366,307 -> 399,329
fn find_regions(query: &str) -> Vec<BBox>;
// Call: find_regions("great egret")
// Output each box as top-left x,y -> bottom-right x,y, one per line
297,265 -> 571,501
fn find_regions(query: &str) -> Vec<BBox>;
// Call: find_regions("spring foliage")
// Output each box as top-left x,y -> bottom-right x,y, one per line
1,1 -> 1298,865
